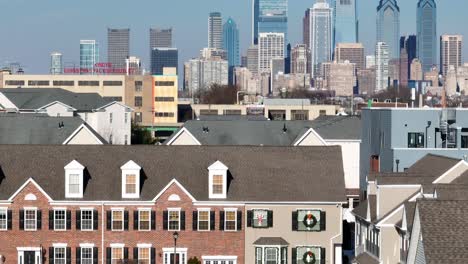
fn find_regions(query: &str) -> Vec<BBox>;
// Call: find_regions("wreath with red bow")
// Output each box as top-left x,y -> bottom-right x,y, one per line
302,251 -> 316,264
302,212 -> 318,229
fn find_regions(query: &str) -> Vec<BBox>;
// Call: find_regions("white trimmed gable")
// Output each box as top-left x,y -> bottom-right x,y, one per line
64,160 -> 85,198
121,160 -> 141,199
38,101 -> 75,117
208,160 -> 228,199
166,127 -> 202,146
432,160 -> 468,184
293,128 -> 328,146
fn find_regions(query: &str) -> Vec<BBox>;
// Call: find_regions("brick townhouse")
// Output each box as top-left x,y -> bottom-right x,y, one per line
0,145 -> 346,264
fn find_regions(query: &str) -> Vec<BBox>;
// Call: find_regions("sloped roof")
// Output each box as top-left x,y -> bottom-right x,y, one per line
418,200 -> 468,263
405,154 -> 460,177
1,88 -> 111,111
354,252 -> 380,264
0,145 -> 347,202
0,113 -> 97,145
253,237 -> 289,246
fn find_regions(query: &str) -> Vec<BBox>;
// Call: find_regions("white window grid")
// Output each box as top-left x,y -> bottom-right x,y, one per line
111,209 -> 124,231
54,210 -> 66,231
81,247 -> 93,264
0,208 -> 7,230
138,247 -> 150,264
81,210 -> 93,231
139,209 -> 151,231
54,247 -> 66,264
168,209 -> 180,231
198,209 -> 210,231
111,247 -> 124,264
24,209 -> 37,231
224,210 -> 237,231
68,174 -> 80,195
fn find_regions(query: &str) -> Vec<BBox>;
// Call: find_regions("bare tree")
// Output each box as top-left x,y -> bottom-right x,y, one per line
195,84 -> 240,104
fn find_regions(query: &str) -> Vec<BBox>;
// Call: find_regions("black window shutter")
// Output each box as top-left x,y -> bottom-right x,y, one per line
93,210 -> 98,230
93,248 -> 98,264
320,248 -> 326,264
292,211 -> 298,231
76,247 -> 81,264
106,248 -> 111,264
246,210 -> 253,227
192,211 -> 198,231
19,209 -> 24,230
151,211 -> 156,230
66,247 -> 71,264
106,211 -> 111,230
219,211 -> 225,230
134,211 -> 139,230
163,211 -> 168,230
49,247 -> 54,264
320,211 -> 326,231
124,247 -> 129,261
210,211 -> 215,231
292,248 -> 297,263
66,210 -> 72,230
7,210 -> 12,230
37,210 -> 42,230
268,210 -> 274,228
133,248 -> 138,260
180,211 -> 186,230
49,210 -> 54,230
124,211 -> 129,230
150,248 -> 155,264
76,210 -> 81,230
237,211 -> 242,231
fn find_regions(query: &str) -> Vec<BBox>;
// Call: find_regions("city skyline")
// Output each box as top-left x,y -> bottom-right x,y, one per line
1,0 -> 468,74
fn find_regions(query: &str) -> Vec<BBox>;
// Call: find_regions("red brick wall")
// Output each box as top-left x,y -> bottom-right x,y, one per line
0,181 -> 245,264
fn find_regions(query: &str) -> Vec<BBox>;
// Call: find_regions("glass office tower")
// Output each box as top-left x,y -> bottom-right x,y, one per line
333,0 -> 358,48
223,18 -> 240,67
151,48 -> 178,75
417,0 -> 437,72
377,0 -> 400,59
50,52 -> 63,75
252,0 -> 288,47
80,40 -> 99,74
309,0 -> 333,78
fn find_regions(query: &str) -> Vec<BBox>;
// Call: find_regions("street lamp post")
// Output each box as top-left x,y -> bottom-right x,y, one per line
173,231 -> 179,264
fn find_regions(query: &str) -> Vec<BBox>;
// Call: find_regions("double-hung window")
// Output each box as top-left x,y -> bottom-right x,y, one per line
212,175 -> 223,195
81,210 -> 93,231
25,209 -> 37,231
54,210 -> 66,230
265,248 -> 278,264
125,174 -> 137,195
138,247 -> 150,264
225,210 -> 237,231
54,247 -> 66,264
198,210 -> 210,231
139,210 -> 150,231
111,247 -> 123,264
112,210 -> 124,231
68,174 -> 81,195
81,247 -> 93,264
168,210 -> 180,231
253,210 -> 269,228
0,208 -> 7,230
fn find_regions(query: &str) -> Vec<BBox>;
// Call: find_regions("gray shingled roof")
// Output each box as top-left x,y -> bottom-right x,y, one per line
1,88 -> 111,111
418,200 -> 468,263
0,145 -> 347,202
253,237 -> 289,246
166,116 -> 361,146
353,252 -> 380,264
0,113 -> 88,144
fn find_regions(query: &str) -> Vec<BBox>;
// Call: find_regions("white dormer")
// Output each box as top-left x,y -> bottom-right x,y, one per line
64,160 -> 85,198
208,160 -> 228,199
121,160 -> 141,199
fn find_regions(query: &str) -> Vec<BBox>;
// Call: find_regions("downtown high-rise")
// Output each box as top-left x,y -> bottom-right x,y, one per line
50,52 -> 63,75
80,40 -> 99,74
107,28 -> 130,70
417,0 -> 437,72
308,0 -> 333,78
208,12 -> 223,50
151,48 -> 178,75
150,28 -> 172,49
377,0 -> 400,59
440,35 -> 463,76
258,32 -> 285,74
252,0 -> 288,47
376,42 -> 390,91
223,18 -> 240,68
333,0 -> 358,47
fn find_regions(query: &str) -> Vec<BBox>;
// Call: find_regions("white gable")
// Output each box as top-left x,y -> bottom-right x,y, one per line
65,160 -> 85,170
208,160 -> 228,170
120,160 -> 142,170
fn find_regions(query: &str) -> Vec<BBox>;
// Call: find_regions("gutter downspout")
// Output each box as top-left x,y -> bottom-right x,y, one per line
101,202 -> 105,264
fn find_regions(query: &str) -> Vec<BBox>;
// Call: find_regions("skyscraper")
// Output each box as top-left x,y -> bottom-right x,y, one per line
376,42 -> 390,91
252,0 -> 288,47
333,0 -> 358,48
223,17 -> 240,68
291,44 -> 309,74
410,58 -> 423,81
440,35 -> 463,76
247,45 -> 259,75
417,0 -> 437,72
309,0 -> 333,78
208,12 -> 223,50
258,33 -> 285,74
50,52 -> 63,75
151,48 -> 178,75
80,40 -> 99,74
377,0 -> 400,59
150,28 -> 172,50
107,28 -> 130,70
400,35 -> 417,81
303,9 -> 311,48
335,43 -> 365,71
184,58 -> 228,94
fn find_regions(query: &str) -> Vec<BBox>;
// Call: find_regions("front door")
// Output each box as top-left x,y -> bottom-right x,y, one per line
164,252 -> 186,264
24,251 -> 36,264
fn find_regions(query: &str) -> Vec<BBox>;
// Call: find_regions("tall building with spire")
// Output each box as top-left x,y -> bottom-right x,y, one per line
333,0 -> 358,48
377,0 -> 400,59
417,0 -> 437,72
252,0 -> 288,47
308,0 -> 333,78
208,12 -> 223,50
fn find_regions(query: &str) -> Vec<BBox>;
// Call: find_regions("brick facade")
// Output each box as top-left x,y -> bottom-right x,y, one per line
0,181 -> 245,264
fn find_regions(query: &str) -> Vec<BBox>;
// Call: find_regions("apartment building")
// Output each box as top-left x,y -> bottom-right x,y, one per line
0,145 -> 346,264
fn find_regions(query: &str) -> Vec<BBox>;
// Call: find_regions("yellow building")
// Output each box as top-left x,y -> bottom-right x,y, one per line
152,68 -> 179,137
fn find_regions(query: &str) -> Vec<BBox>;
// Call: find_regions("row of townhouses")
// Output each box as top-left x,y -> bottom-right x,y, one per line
0,145 -> 346,264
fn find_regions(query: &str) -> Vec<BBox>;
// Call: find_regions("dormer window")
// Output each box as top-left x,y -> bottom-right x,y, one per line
208,161 -> 228,199
121,160 -> 141,198
64,160 -> 85,198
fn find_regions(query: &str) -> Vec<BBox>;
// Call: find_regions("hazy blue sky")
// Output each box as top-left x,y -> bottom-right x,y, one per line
0,0 -> 467,73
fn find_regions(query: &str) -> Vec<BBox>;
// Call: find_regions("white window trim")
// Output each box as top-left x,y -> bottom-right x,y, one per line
81,209 -> 94,231
208,161 -> 228,199
111,209 -> 124,231
111,245 -> 124,262
224,209 -> 237,232
54,209 -> 67,231
197,208 -> 211,231
252,209 -> 269,228
53,246 -> 67,264
81,246 -> 93,264
138,209 -> 151,231
64,160 -> 84,198
24,208 -> 37,231
0,207 -> 8,231
121,161 -> 141,199
162,248 -> 188,264
168,209 -> 181,231
138,247 -> 151,264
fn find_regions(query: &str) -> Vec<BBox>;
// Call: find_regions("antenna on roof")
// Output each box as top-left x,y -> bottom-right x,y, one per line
282,123 -> 287,133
